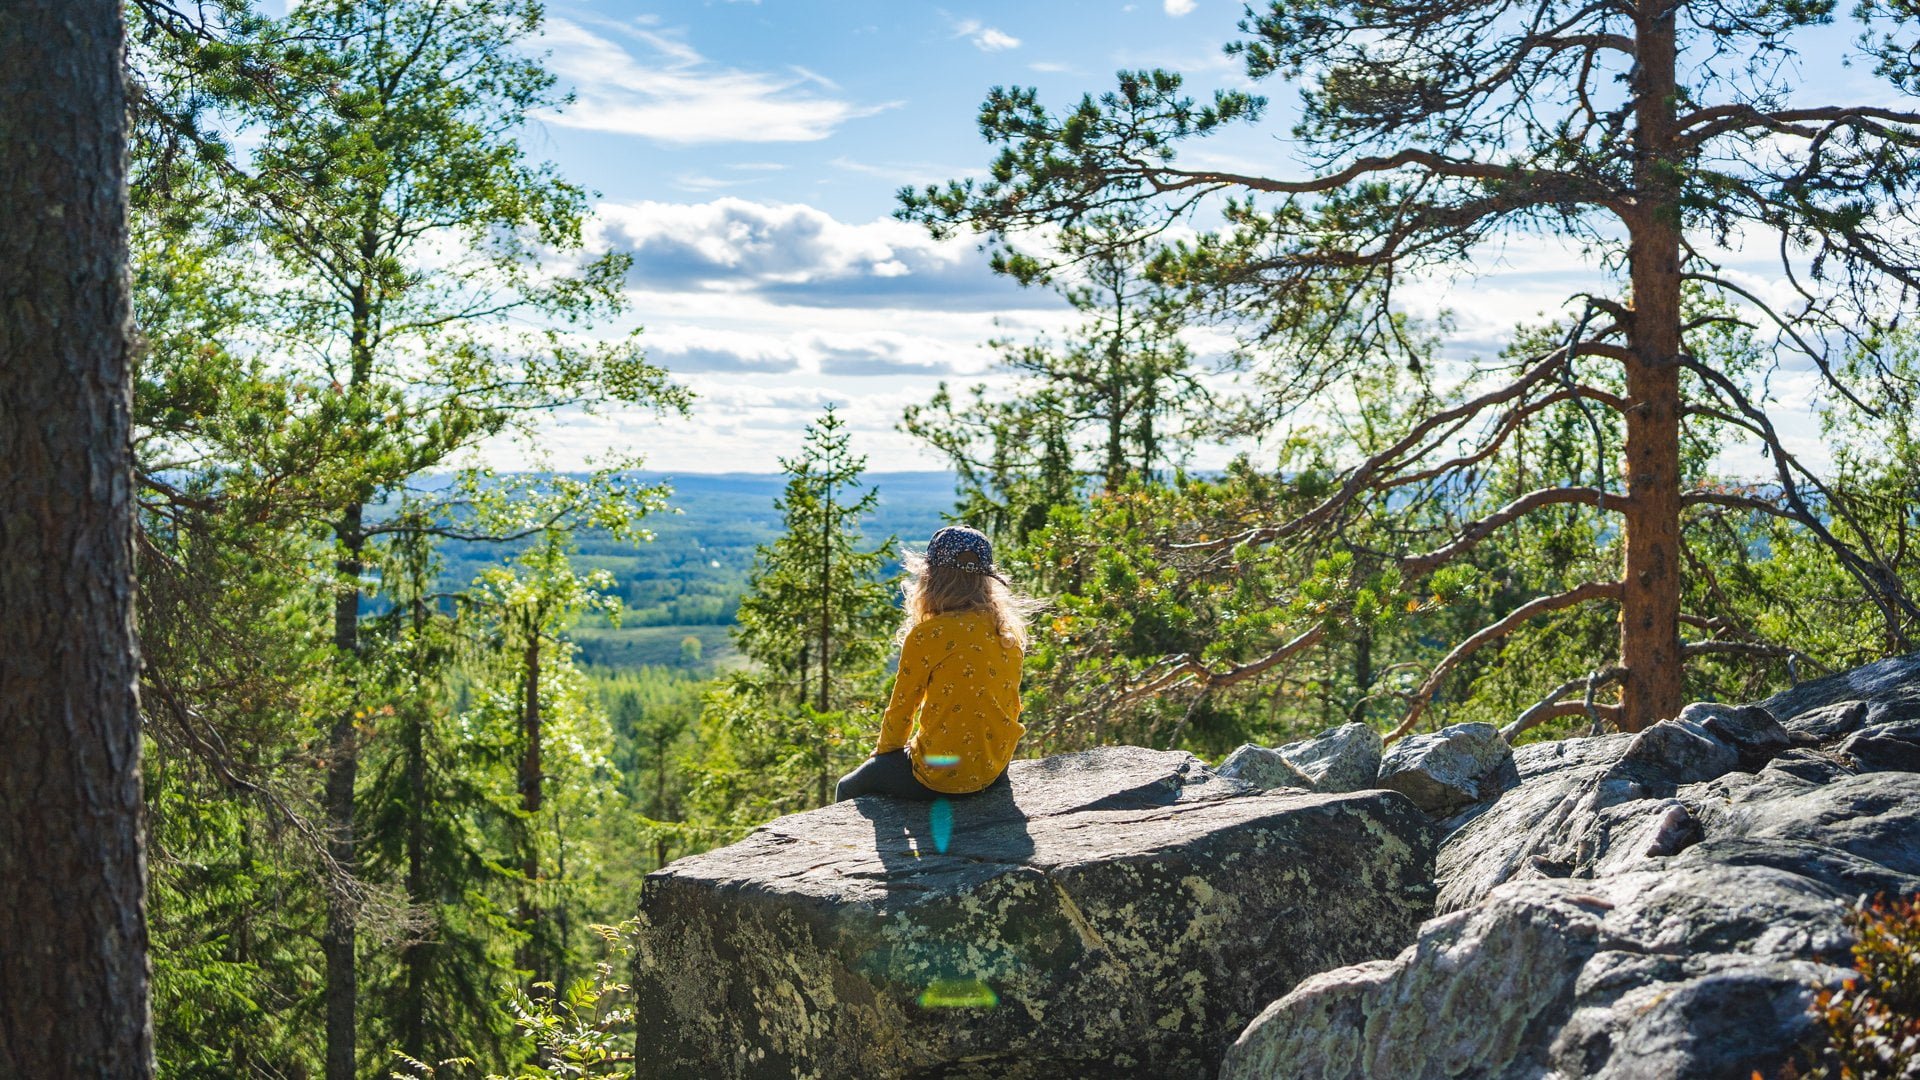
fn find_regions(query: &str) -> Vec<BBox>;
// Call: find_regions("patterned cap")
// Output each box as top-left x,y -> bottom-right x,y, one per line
926,525 -> 996,574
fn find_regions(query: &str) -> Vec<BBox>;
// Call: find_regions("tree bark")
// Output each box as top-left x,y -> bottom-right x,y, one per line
520,635 -> 543,816
0,1 -> 155,1075
518,631 -> 545,990
400,599 -> 430,1064
324,503 -> 365,1080
818,478 -> 832,714
1620,4 -> 1687,732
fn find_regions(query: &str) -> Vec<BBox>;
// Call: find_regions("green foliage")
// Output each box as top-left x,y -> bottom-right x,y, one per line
733,406 -> 900,713
697,410 -> 902,821
392,922 -> 640,1080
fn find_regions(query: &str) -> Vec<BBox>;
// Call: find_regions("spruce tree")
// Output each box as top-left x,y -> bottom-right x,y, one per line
725,407 -> 900,808
735,407 -> 899,715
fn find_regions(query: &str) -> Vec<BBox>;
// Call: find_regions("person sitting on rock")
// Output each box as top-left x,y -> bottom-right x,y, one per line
835,525 -> 1037,802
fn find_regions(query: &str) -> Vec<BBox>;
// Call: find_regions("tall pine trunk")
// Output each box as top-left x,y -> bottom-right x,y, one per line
325,222 -> 383,1080
325,504 -> 365,1080
818,481 -> 832,714
399,597 -> 431,1063
1620,8 -> 1687,732
0,1 -> 155,1073
518,633 -> 544,986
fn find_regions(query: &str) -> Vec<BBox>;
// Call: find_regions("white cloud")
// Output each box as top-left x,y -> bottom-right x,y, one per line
950,17 -> 1021,51
1164,0 -> 1198,14
593,197 -> 1049,311
537,17 -> 893,143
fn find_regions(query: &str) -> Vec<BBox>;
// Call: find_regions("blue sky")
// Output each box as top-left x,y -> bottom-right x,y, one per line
459,1 -> 1879,474
514,1 -> 1291,474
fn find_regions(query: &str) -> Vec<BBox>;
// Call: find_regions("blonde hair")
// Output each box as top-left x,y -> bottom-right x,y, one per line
896,548 -> 1042,650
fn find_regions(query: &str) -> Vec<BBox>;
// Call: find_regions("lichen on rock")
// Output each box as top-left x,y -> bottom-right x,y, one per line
630,746 -> 1439,1080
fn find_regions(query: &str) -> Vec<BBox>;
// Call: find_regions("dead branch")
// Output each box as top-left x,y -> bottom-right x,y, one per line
1503,699 -> 1625,741
1122,624 -> 1327,702
1684,358 -> 1920,643
1398,486 -> 1625,577
1175,347 -> 1579,556
1680,640 -> 1805,661
1388,580 -> 1624,742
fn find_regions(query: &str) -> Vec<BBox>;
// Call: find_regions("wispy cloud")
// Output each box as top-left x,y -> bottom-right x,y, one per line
1028,60 -> 1077,73
672,173 -> 757,192
538,17 -> 893,143
950,17 -> 1021,51
1164,0 -> 1197,15
831,156 -> 979,188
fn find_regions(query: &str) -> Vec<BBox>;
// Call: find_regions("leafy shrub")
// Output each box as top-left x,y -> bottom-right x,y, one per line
394,922 -> 638,1080
1786,894 -> 1920,1079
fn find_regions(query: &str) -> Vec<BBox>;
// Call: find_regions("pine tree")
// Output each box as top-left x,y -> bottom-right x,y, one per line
0,2 -> 154,1074
904,212 -> 1212,548
903,2 -> 1920,732
466,531 -> 621,997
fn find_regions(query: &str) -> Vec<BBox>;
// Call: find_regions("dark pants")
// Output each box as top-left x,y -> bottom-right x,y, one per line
834,750 -> 1006,803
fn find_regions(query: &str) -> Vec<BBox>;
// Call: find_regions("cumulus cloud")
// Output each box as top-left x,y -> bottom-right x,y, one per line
816,341 -> 962,376
595,197 -> 1044,311
1164,0 -> 1197,15
538,17 -> 893,143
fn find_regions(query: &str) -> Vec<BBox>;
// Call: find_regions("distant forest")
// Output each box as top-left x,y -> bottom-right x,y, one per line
438,472 -> 954,670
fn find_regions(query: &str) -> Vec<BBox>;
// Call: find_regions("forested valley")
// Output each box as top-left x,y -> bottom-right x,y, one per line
4,0 -> 1918,1076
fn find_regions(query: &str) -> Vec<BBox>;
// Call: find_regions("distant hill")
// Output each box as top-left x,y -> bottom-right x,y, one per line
438,471 -> 959,671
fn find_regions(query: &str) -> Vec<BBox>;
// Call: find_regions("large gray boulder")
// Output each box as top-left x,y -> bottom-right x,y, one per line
631,746 -> 1440,1080
1222,655 -> 1920,1079
1375,721 -> 1513,815
1276,723 -> 1383,794
1215,743 -> 1315,790
1217,723 -> 1383,794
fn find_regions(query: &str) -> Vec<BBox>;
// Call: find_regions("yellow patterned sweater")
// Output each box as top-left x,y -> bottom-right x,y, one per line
873,608 -> 1025,794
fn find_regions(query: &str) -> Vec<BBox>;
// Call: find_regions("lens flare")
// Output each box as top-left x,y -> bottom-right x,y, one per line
918,978 -> 998,1008
930,797 -> 953,853
924,754 -> 962,768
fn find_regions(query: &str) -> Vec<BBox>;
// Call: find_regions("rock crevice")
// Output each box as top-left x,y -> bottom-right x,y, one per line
1222,654 -> 1920,1079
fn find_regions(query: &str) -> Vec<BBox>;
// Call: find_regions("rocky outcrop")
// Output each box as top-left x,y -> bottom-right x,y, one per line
1375,721 -> 1514,815
1222,657 -> 1920,1080
1215,744 -> 1315,790
1279,722 -> 1383,793
631,746 -> 1440,1080
1218,723 -> 1382,794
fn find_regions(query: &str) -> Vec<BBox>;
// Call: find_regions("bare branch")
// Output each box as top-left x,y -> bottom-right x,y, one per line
1387,580 -> 1624,742
1398,485 -> 1625,577
1500,666 -> 1626,741
1175,347 -> 1575,554
1121,624 -> 1327,702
